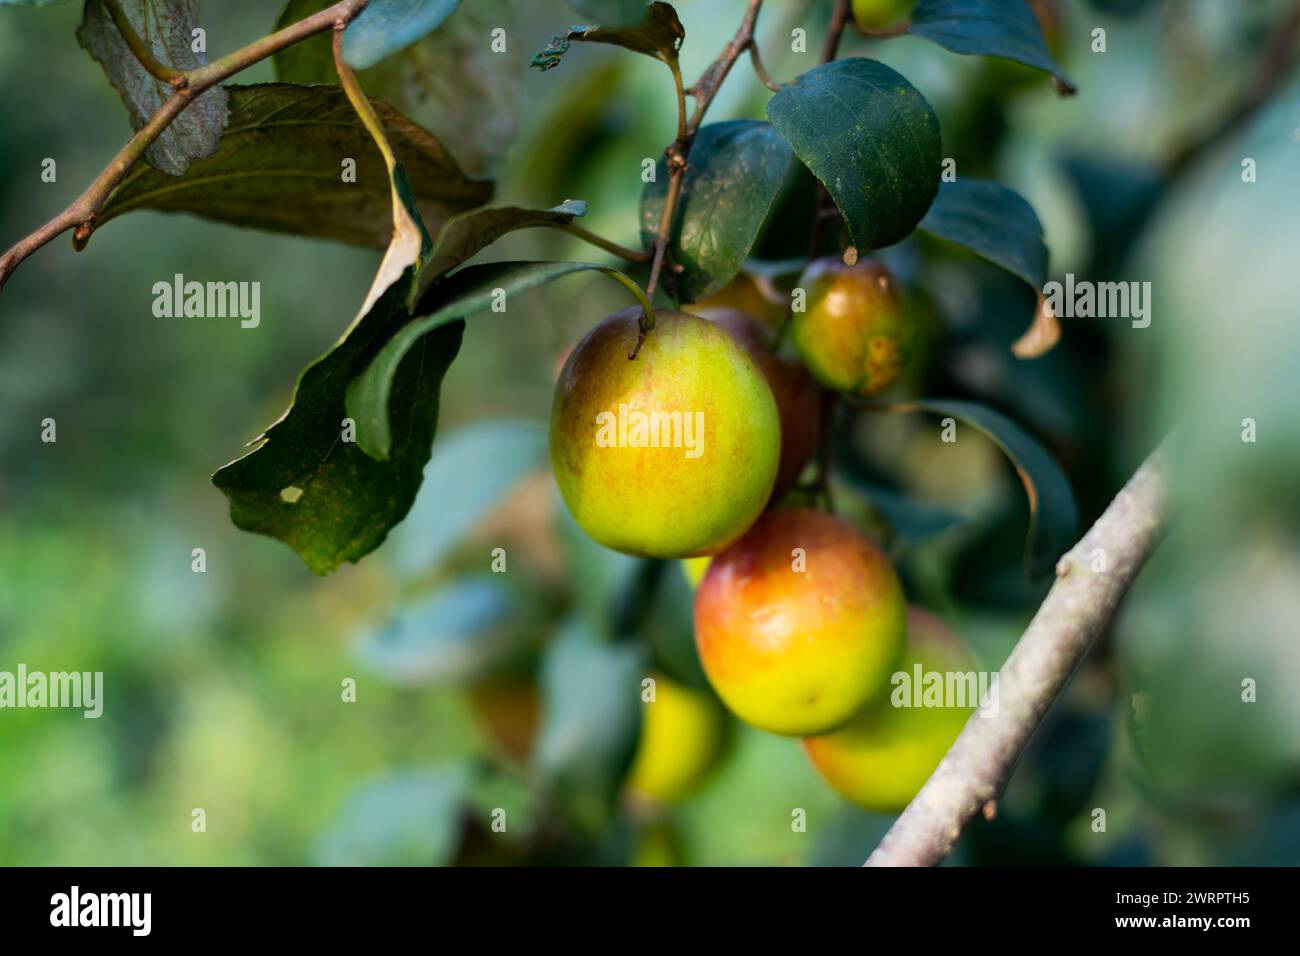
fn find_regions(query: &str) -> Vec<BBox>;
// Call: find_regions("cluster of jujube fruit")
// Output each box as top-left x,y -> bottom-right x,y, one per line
549,253 -> 972,813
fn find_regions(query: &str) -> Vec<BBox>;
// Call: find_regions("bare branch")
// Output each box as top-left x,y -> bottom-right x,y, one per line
866,435 -> 1174,867
0,0 -> 371,292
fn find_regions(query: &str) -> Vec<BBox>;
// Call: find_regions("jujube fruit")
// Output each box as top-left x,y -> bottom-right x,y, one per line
550,307 -> 780,558
802,607 -> 974,812
694,507 -> 907,736
625,673 -> 729,804
793,257 -> 911,396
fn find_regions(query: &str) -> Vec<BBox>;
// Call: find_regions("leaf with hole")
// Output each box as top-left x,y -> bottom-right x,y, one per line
212,268 -> 464,575
640,121 -> 794,303
767,58 -> 942,252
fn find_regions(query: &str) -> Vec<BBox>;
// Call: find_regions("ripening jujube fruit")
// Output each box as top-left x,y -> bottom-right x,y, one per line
625,673 -> 729,804
550,307 -> 780,559
703,308 -> 822,500
852,0 -> 917,30
693,507 -> 907,736
802,607 -> 974,812
793,257 -> 911,396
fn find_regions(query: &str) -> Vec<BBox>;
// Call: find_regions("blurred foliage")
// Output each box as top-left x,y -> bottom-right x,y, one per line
0,0 -> 1297,866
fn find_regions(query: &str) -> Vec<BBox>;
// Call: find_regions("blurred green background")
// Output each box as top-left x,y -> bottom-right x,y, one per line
0,0 -> 1297,866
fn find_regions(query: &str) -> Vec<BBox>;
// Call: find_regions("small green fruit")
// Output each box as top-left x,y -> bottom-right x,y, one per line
793,257 -> 911,396
550,308 -> 780,559
626,673 -> 728,804
802,608 -> 974,812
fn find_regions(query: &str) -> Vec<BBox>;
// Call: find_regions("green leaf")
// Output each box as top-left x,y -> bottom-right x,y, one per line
212,268 -> 464,575
75,0 -> 229,175
767,58 -> 942,252
423,200 -> 589,283
533,618 -> 644,833
357,576 -> 532,683
97,83 -> 491,249
315,765 -> 471,865
346,260 -> 652,461
531,0 -> 683,71
909,0 -> 1075,93
0,0 -> 76,6
342,0 -> 460,70
640,121 -> 794,303
919,178 -> 1048,288
387,419 -> 548,575
276,0 -> 522,179
877,399 -> 1078,578
919,178 -> 1059,357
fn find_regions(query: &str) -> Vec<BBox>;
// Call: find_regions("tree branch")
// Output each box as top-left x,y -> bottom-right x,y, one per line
865,435 -> 1174,867
642,0 -> 765,316
104,0 -> 182,81
0,0 -> 371,292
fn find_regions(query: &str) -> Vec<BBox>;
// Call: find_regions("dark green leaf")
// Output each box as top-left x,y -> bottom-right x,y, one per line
0,0 -> 76,6
346,260 -> 652,461
533,618 -> 644,833
212,268 -> 464,575
342,0 -> 461,70
909,0 -> 1075,92
640,121 -> 794,303
275,0 -> 521,179
919,178 -> 1059,357
767,58 -> 942,251
919,178 -> 1048,288
424,200 -> 589,283
76,0 -> 229,175
97,83 -> 491,248
531,0 -> 682,71
315,765 -> 471,865
877,399 -> 1077,578
387,419 -> 548,575
357,576 -> 533,683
